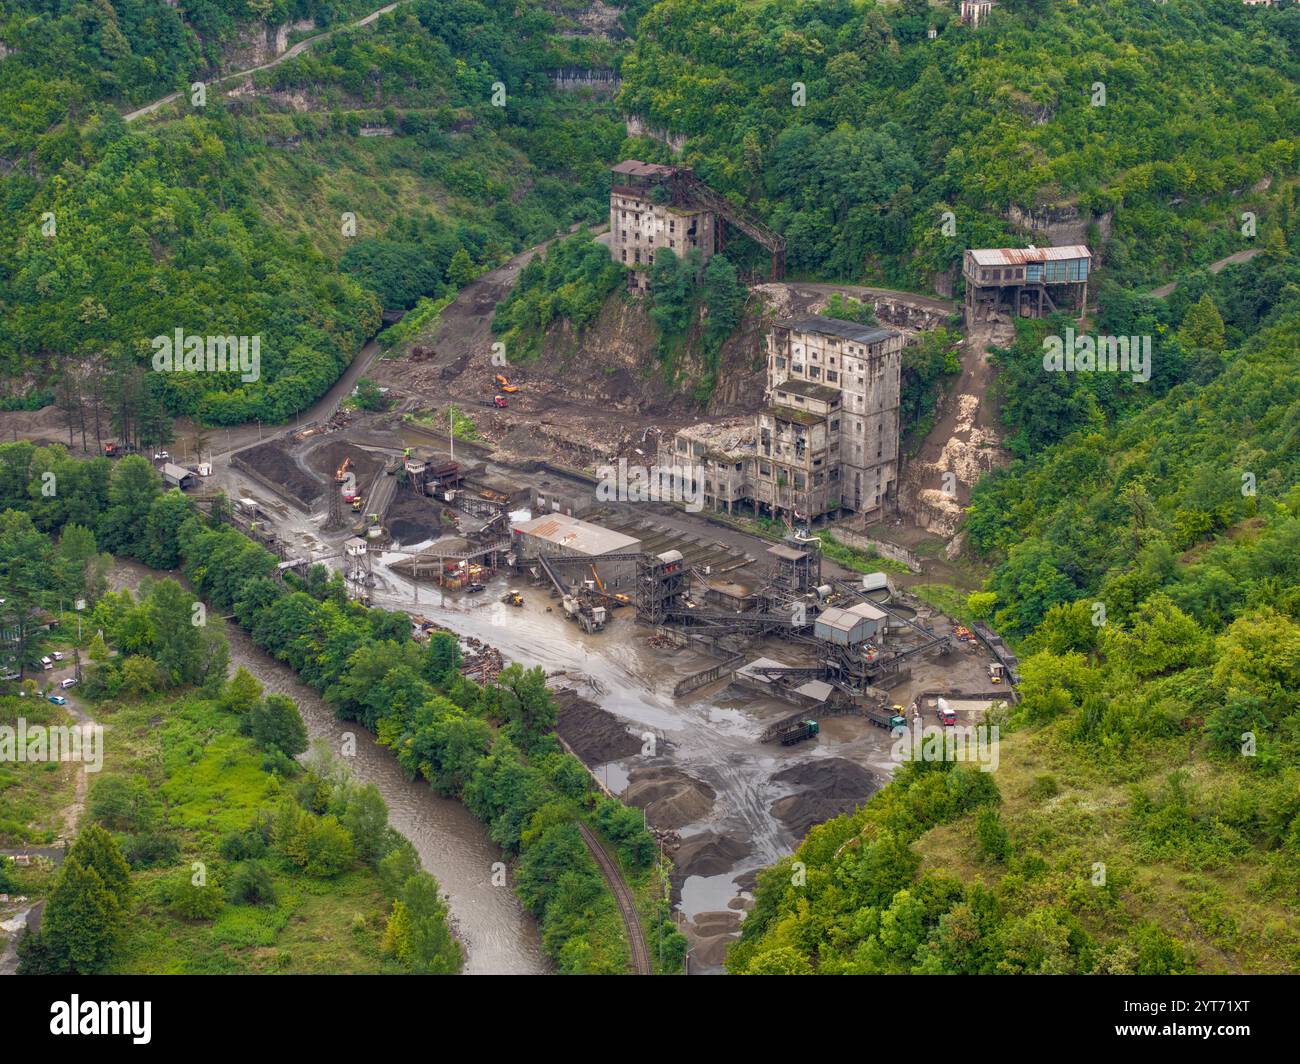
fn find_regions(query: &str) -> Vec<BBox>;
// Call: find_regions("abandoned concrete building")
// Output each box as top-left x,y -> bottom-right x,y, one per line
610,160 -> 717,291
960,0 -> 995,26
609,160 -> 787,288
963,245 -> 1091,324
663,419 -> 755,513
658,315 -> 903,524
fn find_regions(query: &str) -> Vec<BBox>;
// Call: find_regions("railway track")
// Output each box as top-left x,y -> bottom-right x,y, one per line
576,822 -> 652,975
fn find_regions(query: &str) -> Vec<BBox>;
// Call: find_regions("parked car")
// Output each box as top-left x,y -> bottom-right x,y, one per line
153,450 -> 170,461
47,694 -> 67,705
60,677 -> 77,689
51,650 -> 65,661
40,656 -> 53,670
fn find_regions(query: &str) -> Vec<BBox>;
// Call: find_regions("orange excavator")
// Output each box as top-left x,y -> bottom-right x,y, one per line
494,373 -> 519,394
336,457 -> 360,503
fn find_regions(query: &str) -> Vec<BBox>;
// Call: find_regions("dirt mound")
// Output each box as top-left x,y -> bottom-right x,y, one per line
554,691 -> 642,764
669,831 -> 751,881
307,439 -> 384,481
623,766 -> 715,830
771,758 -> 879,838
386,492 -> 447,545
685,910 -> 744,968
235,441 -> 322,507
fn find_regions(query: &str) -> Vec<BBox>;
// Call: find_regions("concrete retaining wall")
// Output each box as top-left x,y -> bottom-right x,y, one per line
829,527 -> 923,573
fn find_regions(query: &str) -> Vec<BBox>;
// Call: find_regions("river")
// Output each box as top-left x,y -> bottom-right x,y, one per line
108,559 -> 547,975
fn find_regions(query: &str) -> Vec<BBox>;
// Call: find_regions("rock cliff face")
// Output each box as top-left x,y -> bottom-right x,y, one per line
548,1 -> 627,40
531,290 -> 766,419
222,18 -> 316,72
1004,203 -> 1113,248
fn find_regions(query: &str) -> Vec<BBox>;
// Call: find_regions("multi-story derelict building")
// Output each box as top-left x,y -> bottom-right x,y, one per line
659,315 -> 903,525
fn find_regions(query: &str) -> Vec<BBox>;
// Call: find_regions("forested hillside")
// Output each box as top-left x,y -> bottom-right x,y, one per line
0,0 -> 627,425
618,0 -> 1300,286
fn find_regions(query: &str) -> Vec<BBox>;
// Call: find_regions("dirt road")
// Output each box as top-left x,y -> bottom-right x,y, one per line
1149,248 -> 1262,298
123,2 -> 411,122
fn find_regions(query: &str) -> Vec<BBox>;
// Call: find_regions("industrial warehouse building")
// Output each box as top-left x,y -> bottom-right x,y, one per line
512,513 -> 642,558
512,513 -> 643,591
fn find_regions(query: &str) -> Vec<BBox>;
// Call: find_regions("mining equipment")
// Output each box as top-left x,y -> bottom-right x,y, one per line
502,590 -> 524,607
865,706 -> 907,730
562,586 -> 607,634
780,719 -> 820,746
477,395 -> 509,409
494,374 -> 519,393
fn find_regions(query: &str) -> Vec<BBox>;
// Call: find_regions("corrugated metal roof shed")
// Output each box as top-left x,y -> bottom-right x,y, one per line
512,513 -> 642,556
814,602 -> 885,646
968,245 -> 1091,266
161,463 -> 196,487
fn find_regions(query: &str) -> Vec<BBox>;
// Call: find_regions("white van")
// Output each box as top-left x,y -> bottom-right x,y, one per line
40,656 -> 53,670
60,677 -> 77,689
51,650 -> 65,661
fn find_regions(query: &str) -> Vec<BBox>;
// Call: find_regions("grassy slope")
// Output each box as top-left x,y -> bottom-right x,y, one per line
910,725 -> 1297,974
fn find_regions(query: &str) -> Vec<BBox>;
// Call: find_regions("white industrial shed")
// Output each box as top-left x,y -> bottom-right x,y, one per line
814,601 -> 886,646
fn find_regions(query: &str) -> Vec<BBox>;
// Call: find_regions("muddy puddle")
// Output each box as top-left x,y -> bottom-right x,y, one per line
368,561 -> 896,970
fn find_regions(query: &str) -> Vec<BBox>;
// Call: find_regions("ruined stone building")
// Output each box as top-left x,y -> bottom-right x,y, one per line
963,245 -> 1091,324
960,0 -> 995,26
665,420 -> 754,513
609,160 -> 716,291
608,160 -> 786,288
658,315 -> 903,524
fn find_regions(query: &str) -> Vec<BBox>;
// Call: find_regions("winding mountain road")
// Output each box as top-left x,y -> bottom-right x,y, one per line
123,2 -> 411,122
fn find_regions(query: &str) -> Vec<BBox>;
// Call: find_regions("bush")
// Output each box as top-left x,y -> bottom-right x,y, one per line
167,875 -> 225,922
225,861 -> 278,907
120,831 -> 181,870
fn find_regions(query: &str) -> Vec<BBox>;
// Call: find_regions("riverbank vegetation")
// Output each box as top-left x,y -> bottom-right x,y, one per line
1,511 -> 460,974
176,518 -> 683,973
0,447 -> 682,973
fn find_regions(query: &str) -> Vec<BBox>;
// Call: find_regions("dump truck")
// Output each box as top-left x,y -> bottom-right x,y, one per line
937,697 -> 958,726
476,395 -> 509,409
865,706 -> 907,730
780,719 -> 820,746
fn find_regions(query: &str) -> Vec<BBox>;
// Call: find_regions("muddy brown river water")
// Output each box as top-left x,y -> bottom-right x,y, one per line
108,560 -> 547,975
